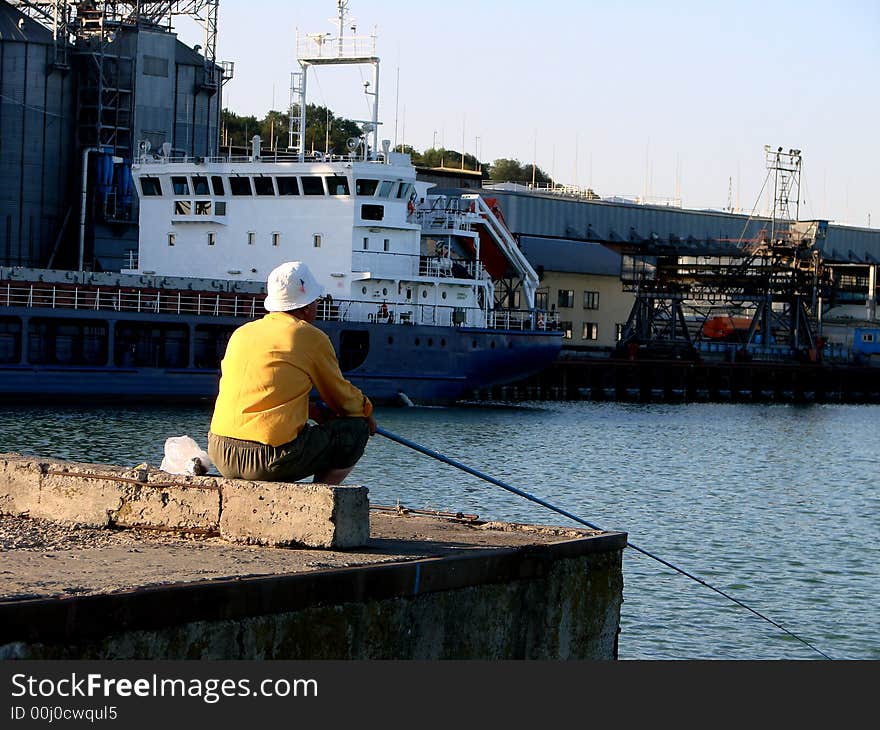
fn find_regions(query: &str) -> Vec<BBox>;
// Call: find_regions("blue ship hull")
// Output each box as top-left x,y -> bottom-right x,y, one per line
0,304 -> 561,405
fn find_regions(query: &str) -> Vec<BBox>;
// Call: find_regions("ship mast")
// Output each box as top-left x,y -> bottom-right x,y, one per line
289,1 -> 380,162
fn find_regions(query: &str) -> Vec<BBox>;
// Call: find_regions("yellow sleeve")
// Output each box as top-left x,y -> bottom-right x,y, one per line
304,327 -> 373,418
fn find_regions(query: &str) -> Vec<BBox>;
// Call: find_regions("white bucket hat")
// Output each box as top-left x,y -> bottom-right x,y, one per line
264,261 -> 326,312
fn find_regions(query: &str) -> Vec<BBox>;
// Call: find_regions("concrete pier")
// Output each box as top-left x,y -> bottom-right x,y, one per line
0,457 -> 626,660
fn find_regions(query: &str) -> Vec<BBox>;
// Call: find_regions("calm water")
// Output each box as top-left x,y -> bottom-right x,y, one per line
1,400 -> 877,660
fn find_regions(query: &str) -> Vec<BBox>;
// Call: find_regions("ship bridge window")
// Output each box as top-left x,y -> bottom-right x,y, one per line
396,183 -> 413,199
172,176 -> 190,195
174,200 -> 192,215
356,179 -> 379,196
195,201 -> 211,215
192,176 -> 210,195
301,176 -> 325,195
140,177 -> 163,196
254,177 -> 275,196
326,176 -> 350,195
210,176 -> 225,195
361,204 -> 384,221
377,180 -> 394,198
276,177 -> 300,195
229,177 -> 253,196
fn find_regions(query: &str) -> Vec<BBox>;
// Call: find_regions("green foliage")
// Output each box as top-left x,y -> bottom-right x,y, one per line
488,158 -> 551,185
222,107 -> 539,183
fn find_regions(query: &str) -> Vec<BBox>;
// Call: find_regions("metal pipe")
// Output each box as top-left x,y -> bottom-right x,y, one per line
79,147 -> 99,272
376,426 -> 832,660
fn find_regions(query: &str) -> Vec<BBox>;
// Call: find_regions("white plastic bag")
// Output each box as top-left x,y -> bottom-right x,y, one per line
160,435 -> 213,476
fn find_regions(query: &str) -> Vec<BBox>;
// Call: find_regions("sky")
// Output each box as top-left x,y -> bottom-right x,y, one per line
173,0 -> 879,227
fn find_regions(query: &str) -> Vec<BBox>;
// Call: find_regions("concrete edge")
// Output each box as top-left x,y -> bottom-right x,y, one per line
0,531 -> 628,646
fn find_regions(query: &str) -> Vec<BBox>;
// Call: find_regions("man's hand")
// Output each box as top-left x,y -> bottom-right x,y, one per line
367,414 -> 378,436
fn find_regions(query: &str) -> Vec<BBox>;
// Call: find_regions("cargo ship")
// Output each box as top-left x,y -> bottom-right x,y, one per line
0,7 -> 561,404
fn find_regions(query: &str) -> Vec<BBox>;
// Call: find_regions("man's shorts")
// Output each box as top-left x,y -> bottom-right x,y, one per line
208,417 -> 370,482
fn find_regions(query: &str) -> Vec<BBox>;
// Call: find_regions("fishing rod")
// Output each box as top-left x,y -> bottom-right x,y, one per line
376,426 -> 832,660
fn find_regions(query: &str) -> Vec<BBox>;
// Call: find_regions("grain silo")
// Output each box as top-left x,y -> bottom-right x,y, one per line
1,1 -> 224,271
0,1 -> 76,268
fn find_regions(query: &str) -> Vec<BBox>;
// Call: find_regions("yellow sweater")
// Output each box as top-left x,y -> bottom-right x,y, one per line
210,312 -> 372,447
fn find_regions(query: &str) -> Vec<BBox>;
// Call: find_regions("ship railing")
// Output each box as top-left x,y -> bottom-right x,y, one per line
4,283 -> 263,320
5,283 -> 558,332
351,251 -> 485,281
141,150 -> 366,166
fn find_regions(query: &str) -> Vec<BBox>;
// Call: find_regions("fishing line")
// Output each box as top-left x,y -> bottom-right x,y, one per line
377,426 -> 832,660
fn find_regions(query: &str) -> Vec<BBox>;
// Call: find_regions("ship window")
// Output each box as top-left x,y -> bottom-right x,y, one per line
168,233 -> 175,246
193,325 -> 235,369
396,183 -> 411,199
229,177 -> 252,196
0,318 -> 22,364
208,232 -> 216,246
140,176 -> 162,196
422,290 -> 427,298
441,291 -> 447,299
195,201 -> 211,215
174,200 -> 191,215
301,176 -> 325,195
361,204 -> 384,221
863,333 -> 875,343
356,179 -> 379,196
383,238 -> 390,252
377,180 -> 394,198
313,234 -> 322,248
327,176 -> 350,195
171,176 -> 190,195
339,330 -> 369,372
254,176 -> 275,196
215,201 -> 227,215
114,323 -> 188,368
389,182 -> 401,198
382,288 -> 388,296
192,176 -> 210,195
28,319 -> 108,366
272,232 -> 280,246
363,237 -> 369,250
247,231 -> 255,245
276,177 -> 300,195
210,176 -> 225,195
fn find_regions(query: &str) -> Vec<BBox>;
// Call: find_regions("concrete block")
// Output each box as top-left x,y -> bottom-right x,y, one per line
111,482 -> 221,531
219,481 -> 369,548
38,463 -> 126,528
0,454 -> 41,516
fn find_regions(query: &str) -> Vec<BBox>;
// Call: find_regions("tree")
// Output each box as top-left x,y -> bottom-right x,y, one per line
488,158 -> 551,185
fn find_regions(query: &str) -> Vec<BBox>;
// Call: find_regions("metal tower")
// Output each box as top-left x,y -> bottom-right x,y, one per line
611,147 -> 830,362
10,2 -> 222,157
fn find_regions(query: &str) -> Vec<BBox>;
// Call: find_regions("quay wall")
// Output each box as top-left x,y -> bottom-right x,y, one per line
484,359 -> 880,404
0,537 -> 625,660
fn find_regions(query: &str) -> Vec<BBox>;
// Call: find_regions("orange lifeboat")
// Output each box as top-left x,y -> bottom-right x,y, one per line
703,316 -> 753,340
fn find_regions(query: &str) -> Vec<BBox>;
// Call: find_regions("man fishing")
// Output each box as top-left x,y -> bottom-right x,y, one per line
208,261 -> 376,484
